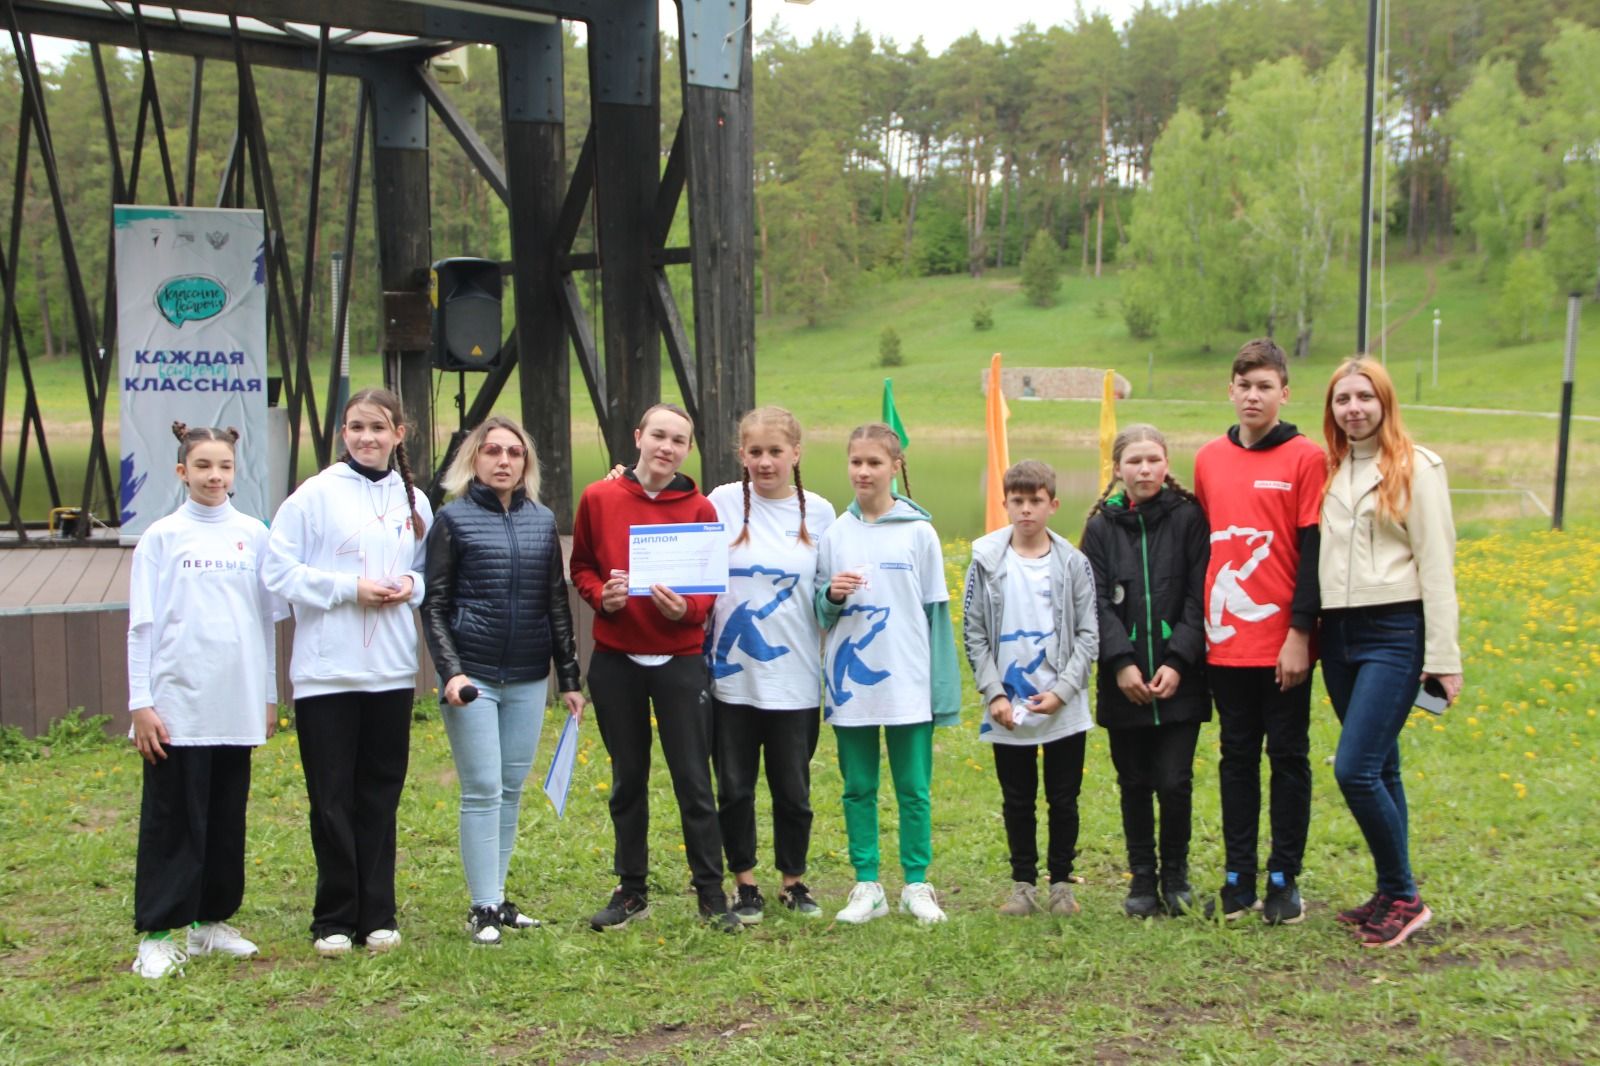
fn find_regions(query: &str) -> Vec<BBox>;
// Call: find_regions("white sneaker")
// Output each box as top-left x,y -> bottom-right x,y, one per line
365,928 -> 402,953
834,881 -> 889,924
313,933 -> 353,957
132,937 -> 188,979
187,922 -> 259,958
900,882 -> 948,924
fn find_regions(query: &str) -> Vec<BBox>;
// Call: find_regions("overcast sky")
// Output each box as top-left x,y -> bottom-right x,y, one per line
26,2 -> 1149,65
745,0 -> 1145,52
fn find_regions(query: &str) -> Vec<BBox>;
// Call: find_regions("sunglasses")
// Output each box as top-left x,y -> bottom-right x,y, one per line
481,443 -> 527,459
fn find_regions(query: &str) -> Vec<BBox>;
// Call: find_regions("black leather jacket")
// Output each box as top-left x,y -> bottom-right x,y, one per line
421,480 -> 581,690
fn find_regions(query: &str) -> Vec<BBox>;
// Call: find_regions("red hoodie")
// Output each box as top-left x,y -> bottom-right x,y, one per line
570,472 -> 718,656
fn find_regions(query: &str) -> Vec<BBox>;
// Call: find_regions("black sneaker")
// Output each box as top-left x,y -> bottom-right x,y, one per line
590,888 -> 650,931
697,891 -> 744,934
1203,876 -> 1262,921
467,904 -> 502,946
1262,876 -> 1306,926
1123,869 -> 1161,919
731,883 -> 766,925
778,881 -> 822,918
1160,865 -> 1195,916
498,899 -> 540,930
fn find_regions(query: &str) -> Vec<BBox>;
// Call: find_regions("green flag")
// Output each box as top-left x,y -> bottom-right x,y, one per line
881,377 -> 909,449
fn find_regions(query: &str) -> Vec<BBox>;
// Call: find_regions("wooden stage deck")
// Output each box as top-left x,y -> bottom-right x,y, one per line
0,542 -> 593,739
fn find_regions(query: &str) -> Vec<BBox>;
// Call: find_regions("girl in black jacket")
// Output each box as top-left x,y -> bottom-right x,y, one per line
422,416 -> 584,945
1081,424 -> 1211,919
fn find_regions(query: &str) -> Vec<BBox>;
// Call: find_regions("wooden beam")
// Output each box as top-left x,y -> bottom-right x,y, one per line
588,1 -> 660,465
371,75 -> 435,481
679,5 -> 756,491
417,65 -> 508,204
501,21 -> 572,528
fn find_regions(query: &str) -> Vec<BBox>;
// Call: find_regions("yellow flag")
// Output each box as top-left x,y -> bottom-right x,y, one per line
1098,369 -> 1117,488
984,353 -> 1010,533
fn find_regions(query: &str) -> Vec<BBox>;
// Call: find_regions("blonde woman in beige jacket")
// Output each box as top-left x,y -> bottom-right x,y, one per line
1318,357 -> 1462,950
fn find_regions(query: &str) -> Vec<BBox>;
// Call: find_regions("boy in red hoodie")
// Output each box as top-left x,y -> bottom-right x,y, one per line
570,403 -> 737,932
1193,339 -> 1324,926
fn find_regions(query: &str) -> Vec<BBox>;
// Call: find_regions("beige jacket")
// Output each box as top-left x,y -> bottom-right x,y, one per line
1319,438 -> 1461,674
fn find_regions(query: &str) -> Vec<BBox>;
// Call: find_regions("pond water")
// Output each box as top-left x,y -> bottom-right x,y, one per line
8,432 -> 1554,543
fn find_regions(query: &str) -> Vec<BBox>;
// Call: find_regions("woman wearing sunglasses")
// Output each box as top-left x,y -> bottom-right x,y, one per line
422,416 -> 585,945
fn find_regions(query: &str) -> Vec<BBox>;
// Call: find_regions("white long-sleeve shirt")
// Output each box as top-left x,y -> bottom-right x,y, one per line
263,462 -> 430,699
127,498 -> 286,745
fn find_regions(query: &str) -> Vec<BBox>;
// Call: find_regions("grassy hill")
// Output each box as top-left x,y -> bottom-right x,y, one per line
7,254 -> 1598,535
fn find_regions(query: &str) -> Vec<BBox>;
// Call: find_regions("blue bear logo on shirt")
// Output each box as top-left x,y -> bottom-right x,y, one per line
711,566 -> 800,680
998,628 -> 1051,703
825,604 -> 892,713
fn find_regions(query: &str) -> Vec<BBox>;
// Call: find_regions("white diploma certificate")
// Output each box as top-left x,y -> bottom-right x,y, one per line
542,712 -> 580,818
626,522 -> 729,596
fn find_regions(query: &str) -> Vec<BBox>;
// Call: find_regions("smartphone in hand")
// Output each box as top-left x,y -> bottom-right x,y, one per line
1414,677 -> 1449,715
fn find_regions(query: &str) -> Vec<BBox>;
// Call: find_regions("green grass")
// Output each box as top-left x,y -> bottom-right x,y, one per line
9,254 -> 1600,535
1,525 -> 1597,1063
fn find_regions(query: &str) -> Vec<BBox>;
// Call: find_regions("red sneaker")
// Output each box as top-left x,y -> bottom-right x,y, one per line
1358,894 -> 1431,948
1336,892 -> 1383,927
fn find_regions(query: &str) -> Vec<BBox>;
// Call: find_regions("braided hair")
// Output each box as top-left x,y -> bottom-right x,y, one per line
172,421 -> 240,462
343,387 -> 426,540
1084,423 -> 1196,524
730,406 -> 812,547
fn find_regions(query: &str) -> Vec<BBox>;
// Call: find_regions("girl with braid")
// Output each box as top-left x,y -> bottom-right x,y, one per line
264,388 -> 431,957
704,406 -> 837,922
128,423 -> 286,978
1080,424 -> 1212,919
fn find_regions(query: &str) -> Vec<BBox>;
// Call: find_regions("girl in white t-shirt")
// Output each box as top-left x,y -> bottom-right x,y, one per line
706,407 -> 837,923
127,422 -> 285,979
816,422 -> 961,924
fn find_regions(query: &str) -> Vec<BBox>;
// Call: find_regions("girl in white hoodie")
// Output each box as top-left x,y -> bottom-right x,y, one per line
127,423 -> 285,979
264,387 -> 431,957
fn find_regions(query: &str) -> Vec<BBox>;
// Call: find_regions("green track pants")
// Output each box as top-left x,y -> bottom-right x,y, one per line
833,721 -> 933,884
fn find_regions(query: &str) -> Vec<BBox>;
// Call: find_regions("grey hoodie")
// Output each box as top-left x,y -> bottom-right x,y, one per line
962,526 -> 1098,740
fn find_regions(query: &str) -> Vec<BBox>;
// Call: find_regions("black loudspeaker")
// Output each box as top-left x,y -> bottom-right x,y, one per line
429,257 -> 503,371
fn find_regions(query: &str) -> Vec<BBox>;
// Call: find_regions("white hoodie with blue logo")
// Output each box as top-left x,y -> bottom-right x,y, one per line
813,496 -> 961,729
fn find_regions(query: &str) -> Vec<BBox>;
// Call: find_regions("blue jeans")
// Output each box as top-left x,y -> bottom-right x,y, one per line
1321,605 -> 1425,898
440,678 -> 549,908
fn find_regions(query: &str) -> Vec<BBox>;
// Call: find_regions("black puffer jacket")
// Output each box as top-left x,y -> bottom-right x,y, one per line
1080,487 -> 1211,729
422,480 -> 581,690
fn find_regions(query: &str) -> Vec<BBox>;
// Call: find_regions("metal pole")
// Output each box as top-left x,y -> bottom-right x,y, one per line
1432,308 -> 1440,387
330,251 -> 350,417
1552,293 -> 1580,531
1356,0 -> 1379,354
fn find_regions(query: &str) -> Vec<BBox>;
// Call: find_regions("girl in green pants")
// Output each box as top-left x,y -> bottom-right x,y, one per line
815,423 -> 963,924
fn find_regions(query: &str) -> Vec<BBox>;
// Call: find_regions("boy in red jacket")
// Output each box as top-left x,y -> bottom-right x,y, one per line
570,403 -> 738,933
1193,339 -> 1324,926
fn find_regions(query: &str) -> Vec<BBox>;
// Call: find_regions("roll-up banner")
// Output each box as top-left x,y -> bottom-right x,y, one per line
115,206 -> 269,543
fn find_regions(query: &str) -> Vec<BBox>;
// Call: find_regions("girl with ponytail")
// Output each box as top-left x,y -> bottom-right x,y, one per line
704,406 -> 838,921
1079,424 -> 1211,920
127,423 -> 286,978
263,387 -> 432,958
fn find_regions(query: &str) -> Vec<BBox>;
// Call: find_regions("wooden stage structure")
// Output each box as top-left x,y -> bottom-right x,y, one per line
0,539 -> 596,738
1,1 -> 752,735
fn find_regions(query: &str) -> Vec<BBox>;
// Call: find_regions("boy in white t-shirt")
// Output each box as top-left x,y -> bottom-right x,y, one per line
962,460 -> 1099,916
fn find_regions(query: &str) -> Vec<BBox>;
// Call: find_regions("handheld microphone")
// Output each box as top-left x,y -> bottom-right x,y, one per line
459,684 -> 480,704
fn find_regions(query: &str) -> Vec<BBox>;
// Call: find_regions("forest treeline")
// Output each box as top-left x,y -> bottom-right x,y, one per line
1,0 -> 1596,378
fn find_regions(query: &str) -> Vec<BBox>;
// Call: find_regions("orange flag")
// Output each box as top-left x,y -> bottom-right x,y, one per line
984,353 -> 1011,533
